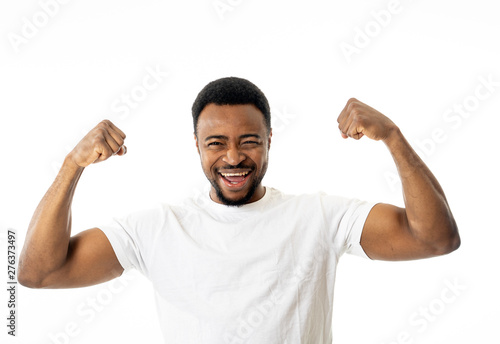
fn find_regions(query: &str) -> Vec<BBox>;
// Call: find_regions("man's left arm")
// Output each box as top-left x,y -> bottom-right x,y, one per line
337,98 -> 460,260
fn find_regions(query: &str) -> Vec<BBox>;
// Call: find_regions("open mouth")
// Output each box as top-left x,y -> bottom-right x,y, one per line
218,170 -> 252,189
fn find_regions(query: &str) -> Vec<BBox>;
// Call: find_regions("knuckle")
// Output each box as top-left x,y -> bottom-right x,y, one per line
95,124 -> 107,133
346,102 -> 355,112
98,120 -> 110,130
350,106 -> 361,117
92,135 -> 106,147
347,97 -> 358,105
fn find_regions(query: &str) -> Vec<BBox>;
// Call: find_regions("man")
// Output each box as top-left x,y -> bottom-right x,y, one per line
18,77 -> 460,343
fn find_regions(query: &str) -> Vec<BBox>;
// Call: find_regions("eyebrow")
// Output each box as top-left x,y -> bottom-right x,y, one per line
204,134 -> 261,142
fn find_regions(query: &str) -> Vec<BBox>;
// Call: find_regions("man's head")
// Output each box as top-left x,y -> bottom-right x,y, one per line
192,77 -> 272,207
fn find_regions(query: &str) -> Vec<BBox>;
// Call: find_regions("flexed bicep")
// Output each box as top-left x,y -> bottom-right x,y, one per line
29,228 -> 123,289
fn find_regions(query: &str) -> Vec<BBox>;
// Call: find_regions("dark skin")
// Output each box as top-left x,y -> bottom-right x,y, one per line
194,103 -> 271,206
337,98 -> 460,259
17,99 -> 460,289
18,120 -> 126,288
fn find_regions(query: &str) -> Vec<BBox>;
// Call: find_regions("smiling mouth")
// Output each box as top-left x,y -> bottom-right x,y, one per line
218,170 -> 252,188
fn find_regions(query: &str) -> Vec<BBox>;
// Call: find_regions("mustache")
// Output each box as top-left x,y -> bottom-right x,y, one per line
216,163 -> 254,171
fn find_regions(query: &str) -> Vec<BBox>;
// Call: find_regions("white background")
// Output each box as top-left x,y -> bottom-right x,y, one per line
1,0 -> 499,343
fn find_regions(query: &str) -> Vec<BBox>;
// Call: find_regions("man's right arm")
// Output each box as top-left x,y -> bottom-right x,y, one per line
18,120 -> 127,288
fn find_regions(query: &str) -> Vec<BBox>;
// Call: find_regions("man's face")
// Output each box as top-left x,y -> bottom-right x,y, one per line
195,103 -> 272,206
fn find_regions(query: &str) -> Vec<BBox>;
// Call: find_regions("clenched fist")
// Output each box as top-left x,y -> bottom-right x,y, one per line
337,98 -> 398,142
67,120 -> 127,168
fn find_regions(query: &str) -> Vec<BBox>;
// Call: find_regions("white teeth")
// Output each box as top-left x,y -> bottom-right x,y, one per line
220,172 -> 250,177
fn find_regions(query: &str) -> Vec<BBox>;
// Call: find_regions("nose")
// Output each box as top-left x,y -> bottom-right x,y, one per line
222,145 -> 245,166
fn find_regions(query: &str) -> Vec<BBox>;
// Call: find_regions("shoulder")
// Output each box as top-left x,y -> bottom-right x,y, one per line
279,190 -> 377,223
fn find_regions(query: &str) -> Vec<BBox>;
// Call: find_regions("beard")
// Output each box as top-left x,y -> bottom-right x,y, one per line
207,160 -> 268,207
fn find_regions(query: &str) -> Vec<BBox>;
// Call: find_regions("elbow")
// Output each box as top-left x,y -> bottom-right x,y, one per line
18,270 -> 43,289
449,230 -> 461,252
431,224 -> 461,256
435,233 -> 460,256
444,216 -> 461,254
18,273 -> 43,289
18,262 -> 45,289
18,252 -> 66,289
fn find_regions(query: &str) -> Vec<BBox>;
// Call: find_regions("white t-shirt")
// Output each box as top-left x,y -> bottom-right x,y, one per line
99,186 -> 377,344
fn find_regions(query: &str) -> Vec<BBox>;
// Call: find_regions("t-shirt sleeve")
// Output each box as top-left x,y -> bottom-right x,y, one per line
321,194 -> 378,259
98,206 -> 161,275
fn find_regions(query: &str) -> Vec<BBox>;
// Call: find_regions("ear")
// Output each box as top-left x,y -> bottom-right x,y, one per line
194,133 -> 200,155
267,128 -> 272,150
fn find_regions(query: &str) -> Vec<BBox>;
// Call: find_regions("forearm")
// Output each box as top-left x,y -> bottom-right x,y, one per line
18,156 -> 84,285
384,128 -> 460,252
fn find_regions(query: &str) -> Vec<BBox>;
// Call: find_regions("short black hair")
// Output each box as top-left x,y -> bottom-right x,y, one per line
191,77 -> 271,135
